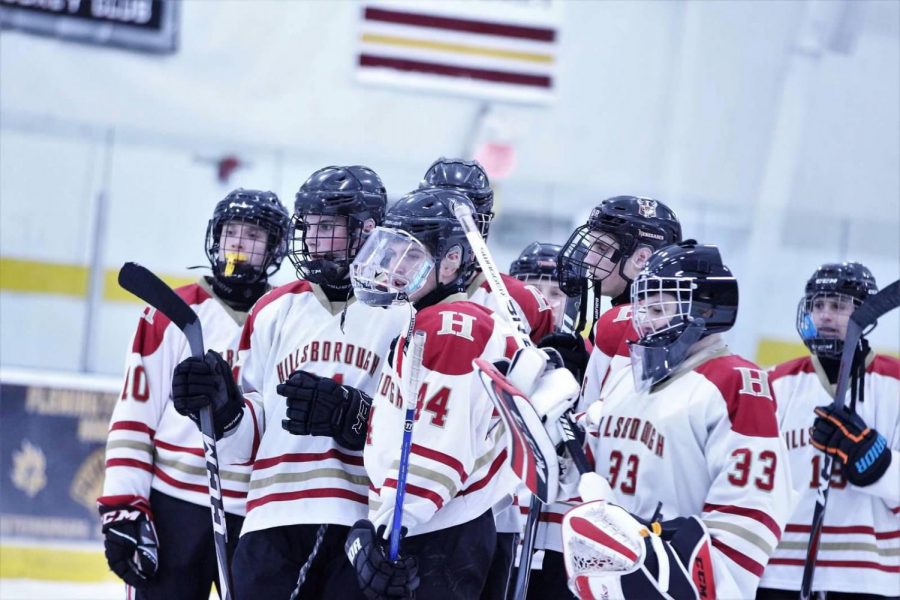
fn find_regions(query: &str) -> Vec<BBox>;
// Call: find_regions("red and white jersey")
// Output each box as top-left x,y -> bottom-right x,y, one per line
584,337 -> 793,598
465,272 -> 554,344
229,280 -> 408,536
366,297 -> 520,536
760,353 -> 900,595
580,303 -> 636,411
100,279 -> 251,516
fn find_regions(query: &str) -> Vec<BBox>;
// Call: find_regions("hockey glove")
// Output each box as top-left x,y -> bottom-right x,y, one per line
99,500 -> 159,588
538,332 -> 591,382
345,519 -> 419,600
562,501 -> 715,600
172,350 -> 244,441
278,370 -> 371,451
812,402 -> 892,487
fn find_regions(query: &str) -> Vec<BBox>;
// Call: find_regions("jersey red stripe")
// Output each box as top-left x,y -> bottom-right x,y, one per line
767,558 -> 900,573
411,443 -> 468,483
109,421 -> 156,437
152,467 -> 246,498
246,487 -> 369,512
710,538 -> 765,577
459,449 -> 507,496
703,503 -> 782,538
106,458 -> 153,473
154,439 -> 204,457
252,449 -> 365,470
784,523 -> 900,540
383,478 -> 445,510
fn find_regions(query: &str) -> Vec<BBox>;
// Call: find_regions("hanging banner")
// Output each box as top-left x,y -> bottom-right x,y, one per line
0,369 -> 119,542
357,0 -> 561,105
0,0 -> 179,54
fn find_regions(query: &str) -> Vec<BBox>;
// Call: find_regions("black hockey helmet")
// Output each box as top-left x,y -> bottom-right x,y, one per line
289,165 -> 387,286
558,196 -> 682,297
796,262 -> 878,357
628,241 -> 738,390
351,188 -> 477,307
205,188 -> 291,284
510,242 -> 562,283
420,157 -> 494,237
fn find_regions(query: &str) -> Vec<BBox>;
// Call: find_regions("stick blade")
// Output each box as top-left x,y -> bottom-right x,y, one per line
118,262 -> 204,356
851,279 -> 900,329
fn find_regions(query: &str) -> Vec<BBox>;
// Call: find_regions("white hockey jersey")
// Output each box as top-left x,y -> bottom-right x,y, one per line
100,279 -> 252,516
227,280 -> 408,535
534,303 -> 637,555
585,337 -> 793,598
760,353 -> 900,596
366,297 -> 520,537
465,272 -> 555,344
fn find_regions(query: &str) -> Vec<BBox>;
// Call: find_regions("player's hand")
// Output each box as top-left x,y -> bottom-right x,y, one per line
812,403 -> 891,486
99,501 -> 159,588
538,332 -> 590,382
278,370 -> 371,451
172,350 -> 243,440
345,519 -> 419,600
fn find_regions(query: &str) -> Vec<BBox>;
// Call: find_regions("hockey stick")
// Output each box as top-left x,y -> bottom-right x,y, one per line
453,202 -> 600,600
389,329 -> 427,560
117,262 -> 233,600
799,279 -> 899,600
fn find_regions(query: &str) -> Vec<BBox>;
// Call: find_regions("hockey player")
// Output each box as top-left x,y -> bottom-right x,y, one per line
171,166 -> 411,599
758,263 -> 899,599
99,189 -> 290,599
525,196 -> 682,598
563,241 -> 793,599
342,188 -> 574,599
559,195 -> 682,399
421,158 -> 557,598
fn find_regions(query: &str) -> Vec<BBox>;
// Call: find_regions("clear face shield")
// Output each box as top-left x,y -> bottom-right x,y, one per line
350,227 -> 435,307
796,292 -> 860,357
628,276 -> 705,392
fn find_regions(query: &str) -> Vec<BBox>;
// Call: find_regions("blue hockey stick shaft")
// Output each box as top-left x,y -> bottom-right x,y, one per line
389,330 -> 427,561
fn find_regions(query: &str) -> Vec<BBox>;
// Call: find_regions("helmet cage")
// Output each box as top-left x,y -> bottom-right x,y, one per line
796,291 -> 863,358
205,192 -> 290,284
558,224 -> 624,297
288,211 -> 370,286
630,275 -> 695,346
350,227 -> 435,307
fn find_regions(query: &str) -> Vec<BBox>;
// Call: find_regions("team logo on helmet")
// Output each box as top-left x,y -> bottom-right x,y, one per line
637,198 -> 658,218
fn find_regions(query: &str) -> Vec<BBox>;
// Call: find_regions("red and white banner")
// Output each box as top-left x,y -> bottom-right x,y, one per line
356,1 -> 561,104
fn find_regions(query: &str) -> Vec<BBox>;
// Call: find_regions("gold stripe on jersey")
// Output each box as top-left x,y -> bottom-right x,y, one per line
153,452 -> 251,483
703,519 -> 775,554
106,439 -> 153,454
776,540 -> 900,556
248,468 -> 369,490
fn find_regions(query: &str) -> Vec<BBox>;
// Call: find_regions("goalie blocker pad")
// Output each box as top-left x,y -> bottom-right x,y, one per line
562,501 -> 716,600
474,358 -> 560,504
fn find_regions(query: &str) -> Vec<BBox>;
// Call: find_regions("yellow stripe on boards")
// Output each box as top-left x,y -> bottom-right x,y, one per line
0,258 -> 88,297
756,337 -> 898,368
0,257 -> 195,303
360,33 -> 555,64
0,545 -> 116,582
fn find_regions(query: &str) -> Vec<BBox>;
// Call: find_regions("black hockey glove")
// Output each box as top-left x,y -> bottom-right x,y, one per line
278,370 -> 371,451
172,350 -> 244,441
538,332 -> 590,382
812,402 -> 892,487
345,519 -> 419,600
99,503 -> 159,588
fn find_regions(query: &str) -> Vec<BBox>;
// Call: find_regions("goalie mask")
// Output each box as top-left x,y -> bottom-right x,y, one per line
205,189 -> 291,284
351,188 -> 475,308
628,241 -> 738,392
796,262 -> 878,358
558,196 -> 681,298
420,157 -> 494,238
290,165 -> 387,288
